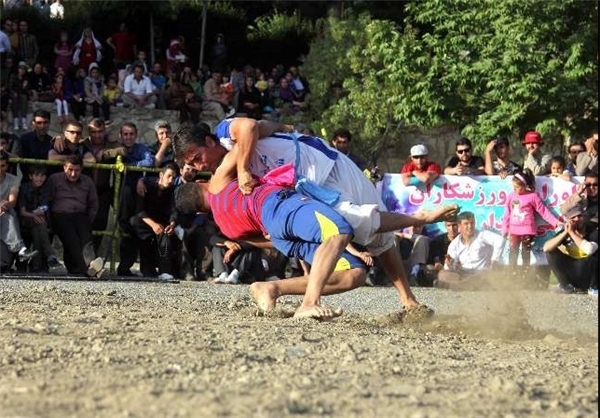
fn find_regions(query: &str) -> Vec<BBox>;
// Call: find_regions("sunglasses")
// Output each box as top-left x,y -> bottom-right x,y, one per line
456,149 -> 471,154
585,183 -> 599,188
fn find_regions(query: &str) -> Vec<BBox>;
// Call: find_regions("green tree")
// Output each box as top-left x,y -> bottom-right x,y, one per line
302,0 -> 598,158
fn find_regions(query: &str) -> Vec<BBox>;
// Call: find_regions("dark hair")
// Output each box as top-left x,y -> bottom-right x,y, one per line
455,137 -> 473,150
64,154 -> 83,166
0,150 -> 9,162
175,182 -> 204,215
29,164 -> 47,175
162,161 -> 180,176
568,141 -> 585,152
494,137 -> 510,150
33,109 -> 51,120
171,125 -> 213,161
512,168 -> 536,190
120,122 -> 138,134
550,155 -> 566,168
332,128 -> 352,142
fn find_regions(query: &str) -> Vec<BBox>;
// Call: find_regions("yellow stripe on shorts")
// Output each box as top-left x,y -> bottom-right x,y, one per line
315,211 -> 351,272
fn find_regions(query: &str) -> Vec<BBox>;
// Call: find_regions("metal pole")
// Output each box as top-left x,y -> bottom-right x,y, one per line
150,13 -> 155,66
199,0 -> 207,69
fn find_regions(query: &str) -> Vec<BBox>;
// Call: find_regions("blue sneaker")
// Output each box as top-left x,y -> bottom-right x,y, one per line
588,288 -> 598,297
552,284 -> 575,294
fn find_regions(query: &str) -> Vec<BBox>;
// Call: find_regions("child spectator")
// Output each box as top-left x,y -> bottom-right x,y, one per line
548,155 -> 573,182
103,76 -> 122,106
219,74 -> 236,110
51,72 -> 69,124
188,72 -> 203,101
501,169 -> 562,272
17,164 -> 62,272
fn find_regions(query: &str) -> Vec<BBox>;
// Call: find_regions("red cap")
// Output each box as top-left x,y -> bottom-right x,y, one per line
523,131 -> 543,145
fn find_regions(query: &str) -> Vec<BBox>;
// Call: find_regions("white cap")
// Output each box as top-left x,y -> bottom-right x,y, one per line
410,144 -> 429,157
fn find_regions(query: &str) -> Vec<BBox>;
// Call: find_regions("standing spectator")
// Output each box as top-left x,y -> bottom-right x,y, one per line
51,72 -> 69,124
501,169 -> 561,272
122,63 -> 157,109
14,109 -> 53,179
106,23 -> 137,69
149,62 -> 168,109
149,119 -> 174,167
1,56 -> 15,123
49,0 -> 65,20
27,62 -> 53,102
565,141 -> 586,176
53,30 -> 73,74
0,22 -> 11,62
165,38 -> 188,77
544,203 -> 598,295
211,33 -> 227,71
129,162 -> 181,279
400,144 -> 442,187
17,164 -> 62,272
522,131 -> 552,175
0,132 -> 19,175
331,128 -> 368,171
0,150 -> 38,268
483,137 -> 521,177
436,211 -> 505,290
72,28 -> 102,72
48,120 -> 95,166
82,118 -> 123,254
47,155 -> 103,277
16,20 -> 39,68
575,130 -> 598,176
116,122 -> 155,276
444,137 -> 485,175
8,61 -> 29,131
84,62 -> 111,124
65,66 -> 86,122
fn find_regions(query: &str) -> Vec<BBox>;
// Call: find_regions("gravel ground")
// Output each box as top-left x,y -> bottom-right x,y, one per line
0,278 -> 597,417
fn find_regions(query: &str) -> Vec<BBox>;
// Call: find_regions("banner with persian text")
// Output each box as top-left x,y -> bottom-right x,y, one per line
378,174 -> 582,264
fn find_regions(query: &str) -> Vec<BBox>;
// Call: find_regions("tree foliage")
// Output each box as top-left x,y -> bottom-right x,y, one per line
302,0 -> 598,157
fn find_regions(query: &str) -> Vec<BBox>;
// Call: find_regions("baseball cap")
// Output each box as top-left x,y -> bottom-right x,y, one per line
410,144 -> 429,157
18,61 -> 28,69
560,202 -> 584,219
523,131 -> 543,145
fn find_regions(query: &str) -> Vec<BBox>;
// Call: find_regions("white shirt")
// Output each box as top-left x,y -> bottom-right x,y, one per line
123,74 -> 155,96
445,230 -> 505,272
49,1 -> 64,19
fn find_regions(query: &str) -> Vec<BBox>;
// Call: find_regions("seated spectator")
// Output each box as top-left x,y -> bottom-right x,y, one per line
395,224 -> 432,287
17,164 -> 62,272
51,72 -> 69,124
165,72 -> 202,125
436,211 -> 505,290
65,67 -> 87,122
426,215 -> 459,281
129,162 -> 181,279
209,232 -> 268,284
0,150 -> 38,268
237,75 -> 261,120
84,63 -> 112,125
8,61 -> 30,131
522,131 -> 552,175
400,144 -> 442,187
560,172 -> 599,232
203,69 -> 235,120
149,62 -> 168,109
444,137 -> 485,176
47,155 -> 102,277
575,130 -> 598,176
28,62 -> 53,102
122,63 -> 157,109
547,155 -> 573,182
543,203 -> 598,295
103,76 -> 122,106
484,137 -> 521,177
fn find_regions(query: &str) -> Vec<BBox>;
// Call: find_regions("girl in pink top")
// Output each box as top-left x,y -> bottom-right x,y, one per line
501,169 -> 561,268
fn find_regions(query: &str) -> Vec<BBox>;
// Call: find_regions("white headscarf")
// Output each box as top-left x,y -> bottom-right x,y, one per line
72,28 -> 103,65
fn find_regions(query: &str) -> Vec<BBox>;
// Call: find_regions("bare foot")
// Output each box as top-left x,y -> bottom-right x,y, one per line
293,304 -> 344,319
428,204 -> 460,223
249,282 -> 278,312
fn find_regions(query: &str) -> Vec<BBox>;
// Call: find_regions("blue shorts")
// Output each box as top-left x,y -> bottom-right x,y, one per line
261,191 -> 366,271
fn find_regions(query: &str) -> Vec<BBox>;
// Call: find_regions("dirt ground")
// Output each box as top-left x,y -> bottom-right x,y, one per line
0,279 -> 597,418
